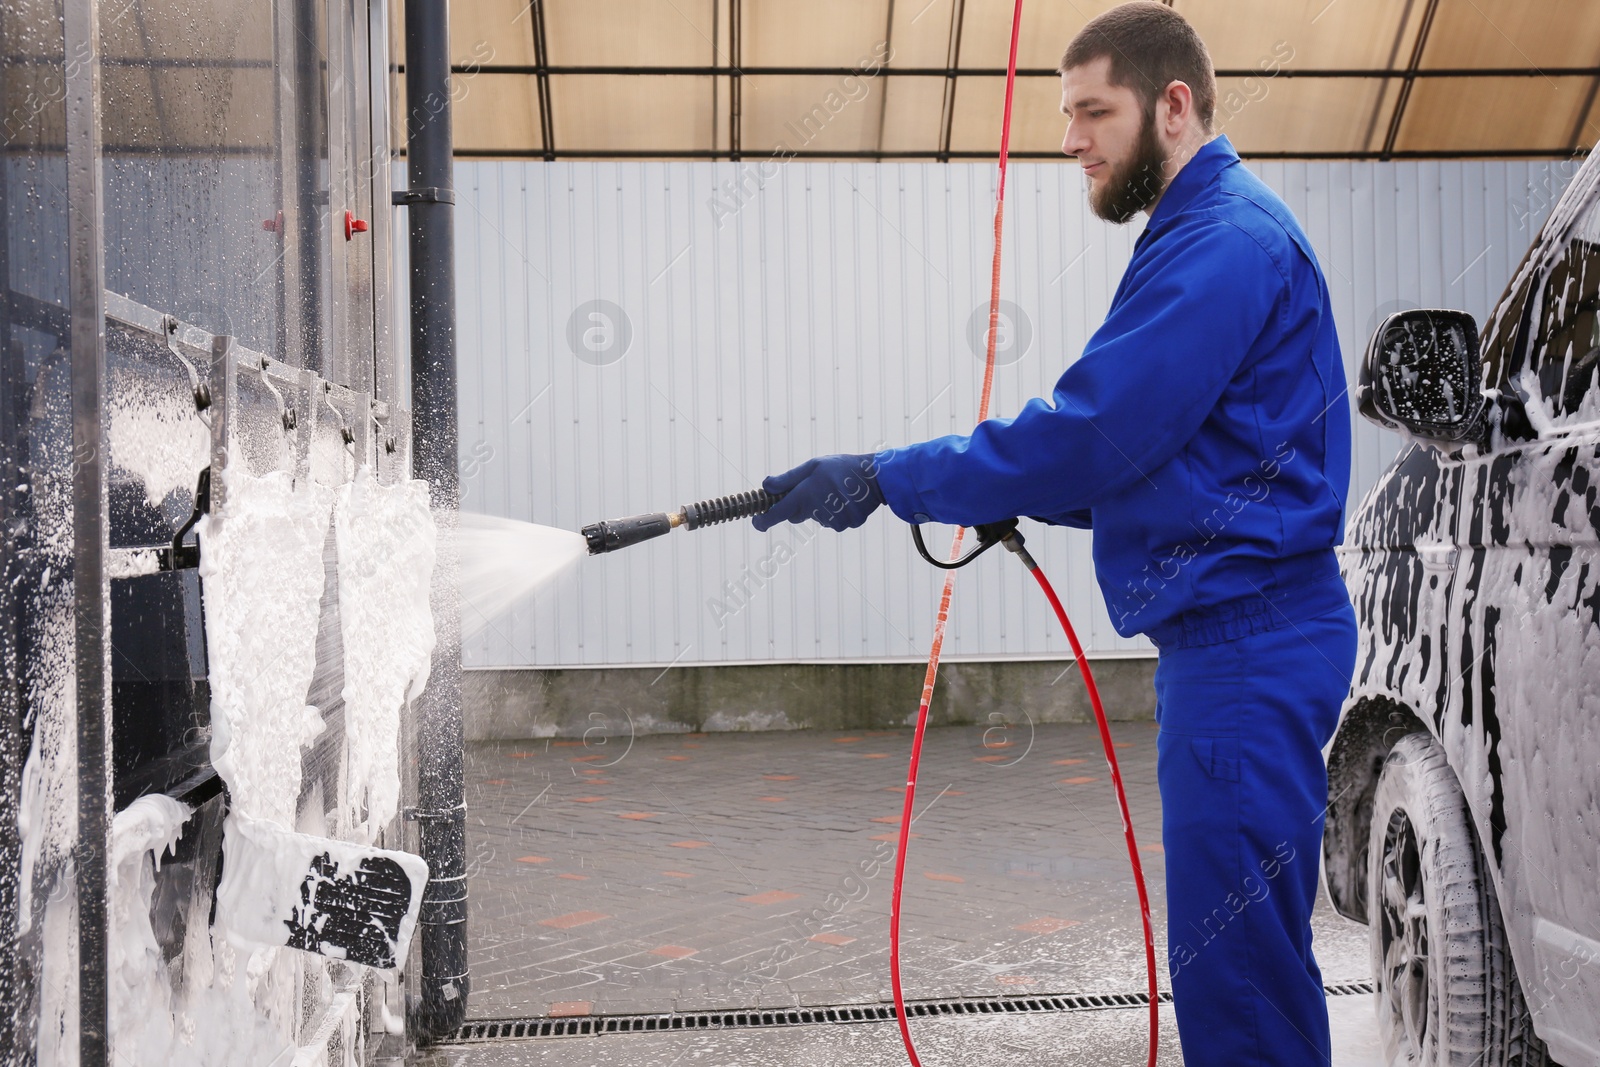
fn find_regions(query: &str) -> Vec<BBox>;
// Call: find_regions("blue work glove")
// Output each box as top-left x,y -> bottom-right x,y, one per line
752,453 -> 885,532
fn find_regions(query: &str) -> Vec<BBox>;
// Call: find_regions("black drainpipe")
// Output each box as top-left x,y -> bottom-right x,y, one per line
400,0 -> 468,1045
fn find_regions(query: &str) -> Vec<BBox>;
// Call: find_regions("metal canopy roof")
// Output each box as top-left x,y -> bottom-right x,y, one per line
418,0 -> 1600,161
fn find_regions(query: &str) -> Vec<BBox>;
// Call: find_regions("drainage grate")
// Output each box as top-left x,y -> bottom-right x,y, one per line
1322,979 -> 1376,997
447,981 -> 1373,1044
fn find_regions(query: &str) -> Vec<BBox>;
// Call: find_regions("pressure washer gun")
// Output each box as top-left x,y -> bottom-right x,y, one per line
582,487 -> 1028,571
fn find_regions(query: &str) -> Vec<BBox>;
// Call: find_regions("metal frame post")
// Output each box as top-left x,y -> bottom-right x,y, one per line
64,0 -> 110,1060
403,0 -> 468,1045
292,0 -> 327,374
368,0 -> 397,407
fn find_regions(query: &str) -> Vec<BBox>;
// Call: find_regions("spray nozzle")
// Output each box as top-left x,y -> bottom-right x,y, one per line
581,489 -> 784,555
581,511 -> 677,555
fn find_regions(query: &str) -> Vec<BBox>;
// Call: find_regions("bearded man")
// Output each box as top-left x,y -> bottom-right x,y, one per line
750,4 -> 1356,1064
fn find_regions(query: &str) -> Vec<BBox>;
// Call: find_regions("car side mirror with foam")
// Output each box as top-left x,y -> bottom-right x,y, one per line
1358,308 -> 1488,447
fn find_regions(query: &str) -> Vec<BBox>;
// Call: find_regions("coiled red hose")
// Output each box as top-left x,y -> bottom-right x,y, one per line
885,2 -> 1160,1063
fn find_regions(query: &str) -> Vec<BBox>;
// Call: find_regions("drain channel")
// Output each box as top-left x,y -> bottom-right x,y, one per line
448,980 -> 1374,1044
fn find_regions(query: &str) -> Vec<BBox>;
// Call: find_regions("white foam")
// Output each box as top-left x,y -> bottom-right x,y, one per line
334,467 -> 437,841
199,462 -> 333,826
455,512 -> 587,637
98,796 -> 298,1066
17,613 -> 75,941
108,367 -> 211,509
108,795 -> 191,1058
36,878 -> 78,1067
107,548 -> 161,579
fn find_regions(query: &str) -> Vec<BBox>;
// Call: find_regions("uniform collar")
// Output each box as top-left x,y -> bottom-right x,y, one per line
1142,134 -> 1240,237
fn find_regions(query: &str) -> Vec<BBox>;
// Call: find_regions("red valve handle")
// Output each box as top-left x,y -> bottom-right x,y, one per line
344,210 -> 369,240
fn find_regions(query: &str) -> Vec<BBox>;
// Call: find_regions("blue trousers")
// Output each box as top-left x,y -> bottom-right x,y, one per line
1154,603 -> 1357,1067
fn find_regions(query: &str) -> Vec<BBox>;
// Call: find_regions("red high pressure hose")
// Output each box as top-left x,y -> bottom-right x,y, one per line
884,3 -> 1159,1063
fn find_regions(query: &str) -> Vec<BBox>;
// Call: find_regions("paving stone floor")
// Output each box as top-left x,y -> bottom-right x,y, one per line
459,721 -> 1371,1023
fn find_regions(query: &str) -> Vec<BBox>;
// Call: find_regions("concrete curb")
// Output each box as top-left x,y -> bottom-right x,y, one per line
462,659 -> 1158,741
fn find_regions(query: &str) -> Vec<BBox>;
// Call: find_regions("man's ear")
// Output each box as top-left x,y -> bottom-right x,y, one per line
1161,79 -> 1194,137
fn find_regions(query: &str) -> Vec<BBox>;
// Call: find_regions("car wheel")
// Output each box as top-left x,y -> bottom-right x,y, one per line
1368,732 -> 1550,1067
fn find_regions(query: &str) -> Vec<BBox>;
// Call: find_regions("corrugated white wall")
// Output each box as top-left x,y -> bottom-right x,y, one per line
437,158 -> 1571,668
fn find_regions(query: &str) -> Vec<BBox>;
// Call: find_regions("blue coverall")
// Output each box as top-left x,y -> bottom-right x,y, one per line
873,135 -> 1357,1065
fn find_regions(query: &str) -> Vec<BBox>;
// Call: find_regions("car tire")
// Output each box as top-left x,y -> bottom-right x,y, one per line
1368,731 -> 1550,1067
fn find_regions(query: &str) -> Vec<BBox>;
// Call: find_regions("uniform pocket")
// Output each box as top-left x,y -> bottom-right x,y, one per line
1191,736 -> 1241,782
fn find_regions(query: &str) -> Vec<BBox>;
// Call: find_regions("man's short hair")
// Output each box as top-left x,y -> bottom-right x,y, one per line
1059,2 -> 1216,132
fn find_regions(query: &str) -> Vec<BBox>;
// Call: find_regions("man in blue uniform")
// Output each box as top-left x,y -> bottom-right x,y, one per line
749,4 -> 1357,1065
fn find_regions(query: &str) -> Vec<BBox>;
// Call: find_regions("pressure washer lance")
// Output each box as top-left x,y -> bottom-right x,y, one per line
581,488 -> 784,555
581,486 -> 1027,564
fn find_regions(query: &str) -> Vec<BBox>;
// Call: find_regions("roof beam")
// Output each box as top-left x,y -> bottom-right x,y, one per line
730,0 -> 742,160
529,0 -> 554,161
431,63 -> 1600,79
1380,0 -> 1441,160
1361,0 -> 1416,150
1569,44 -> 1600,149
875,0 -> 895,156
937,0 -> 965,162
710,0 -> 719,151
446,146 -> 1590,161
